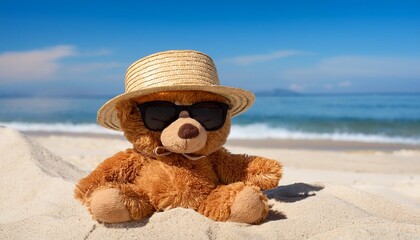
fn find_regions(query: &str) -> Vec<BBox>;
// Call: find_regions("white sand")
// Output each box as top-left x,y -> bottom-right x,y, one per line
1,127 -> 420,239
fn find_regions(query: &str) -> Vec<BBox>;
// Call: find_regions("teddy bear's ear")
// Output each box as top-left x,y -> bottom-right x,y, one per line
116,100 -> 136,115
115,100 -> 144,132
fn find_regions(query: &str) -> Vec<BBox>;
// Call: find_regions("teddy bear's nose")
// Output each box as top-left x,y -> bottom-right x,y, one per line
178,123 -> 199,139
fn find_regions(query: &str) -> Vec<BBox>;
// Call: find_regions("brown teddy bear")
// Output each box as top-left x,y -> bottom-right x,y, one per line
74,50 -> 282,224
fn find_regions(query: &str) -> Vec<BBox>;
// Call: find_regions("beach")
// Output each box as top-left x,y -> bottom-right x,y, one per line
2,0 -> 420,237
1,127 -> 419,239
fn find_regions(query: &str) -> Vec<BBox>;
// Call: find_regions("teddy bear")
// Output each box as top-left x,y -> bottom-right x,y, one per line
74,50 -> 282,224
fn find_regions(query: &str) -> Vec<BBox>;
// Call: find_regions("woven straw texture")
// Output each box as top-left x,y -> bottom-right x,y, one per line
97,50 -> 255,131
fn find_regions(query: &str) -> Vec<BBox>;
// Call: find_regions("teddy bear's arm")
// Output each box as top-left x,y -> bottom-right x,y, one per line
212,148 -> 282,190
74,149 -> 143,202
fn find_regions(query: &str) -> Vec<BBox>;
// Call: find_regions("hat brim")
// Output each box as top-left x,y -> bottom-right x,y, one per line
97,85 -> 255,131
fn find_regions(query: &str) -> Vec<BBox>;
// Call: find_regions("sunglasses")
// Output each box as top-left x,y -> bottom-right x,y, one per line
137,101 -> 230,131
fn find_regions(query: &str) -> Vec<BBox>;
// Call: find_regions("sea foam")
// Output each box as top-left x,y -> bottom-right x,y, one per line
1,122 -> 420,145
0,122 -> 121,135
230,124 -> 420,145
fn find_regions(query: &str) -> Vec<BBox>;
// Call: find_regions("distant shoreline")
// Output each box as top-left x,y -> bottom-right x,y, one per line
1,91 -> 420,99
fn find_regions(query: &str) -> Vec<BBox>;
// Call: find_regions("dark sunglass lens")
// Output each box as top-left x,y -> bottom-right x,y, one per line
190,102 -> 228,130
141,102 -> 177,130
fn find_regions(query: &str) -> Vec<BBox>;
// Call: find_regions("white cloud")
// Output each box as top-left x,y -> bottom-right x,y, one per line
282,56 -> 420,81
324,84 -> 333,90
223,50 -> 309,65
289,83 -> 305,92
0,45 -> 77,81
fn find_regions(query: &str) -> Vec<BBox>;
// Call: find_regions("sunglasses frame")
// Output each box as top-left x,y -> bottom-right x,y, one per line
137,101 -> 230,131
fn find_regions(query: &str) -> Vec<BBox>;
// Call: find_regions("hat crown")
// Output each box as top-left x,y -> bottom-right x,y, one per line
125,50 -> 220,93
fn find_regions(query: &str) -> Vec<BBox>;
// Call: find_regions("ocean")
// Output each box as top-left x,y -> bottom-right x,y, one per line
1,94 -> 420,145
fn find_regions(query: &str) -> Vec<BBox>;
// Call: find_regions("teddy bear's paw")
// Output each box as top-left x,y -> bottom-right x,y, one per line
90,188 -> 131,223
228,186 -> 268,224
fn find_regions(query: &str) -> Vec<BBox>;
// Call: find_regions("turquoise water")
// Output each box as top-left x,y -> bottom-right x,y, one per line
237,94 -> 420,139
1,94 -> 420,144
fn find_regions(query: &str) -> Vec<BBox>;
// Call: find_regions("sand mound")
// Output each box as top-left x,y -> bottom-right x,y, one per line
0,127 -> 419,239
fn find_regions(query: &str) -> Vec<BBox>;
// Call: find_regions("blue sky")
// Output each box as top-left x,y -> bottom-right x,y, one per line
0,0 -> 419,96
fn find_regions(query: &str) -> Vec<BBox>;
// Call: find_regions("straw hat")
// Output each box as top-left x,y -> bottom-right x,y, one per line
97,50 -> 255,131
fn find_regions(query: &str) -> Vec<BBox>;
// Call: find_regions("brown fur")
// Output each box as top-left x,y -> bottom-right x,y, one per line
74,90 -> 282,224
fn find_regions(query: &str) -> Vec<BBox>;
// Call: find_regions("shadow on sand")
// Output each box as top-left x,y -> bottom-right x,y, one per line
264,182 -> 325,222
265,182 -> 325,203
